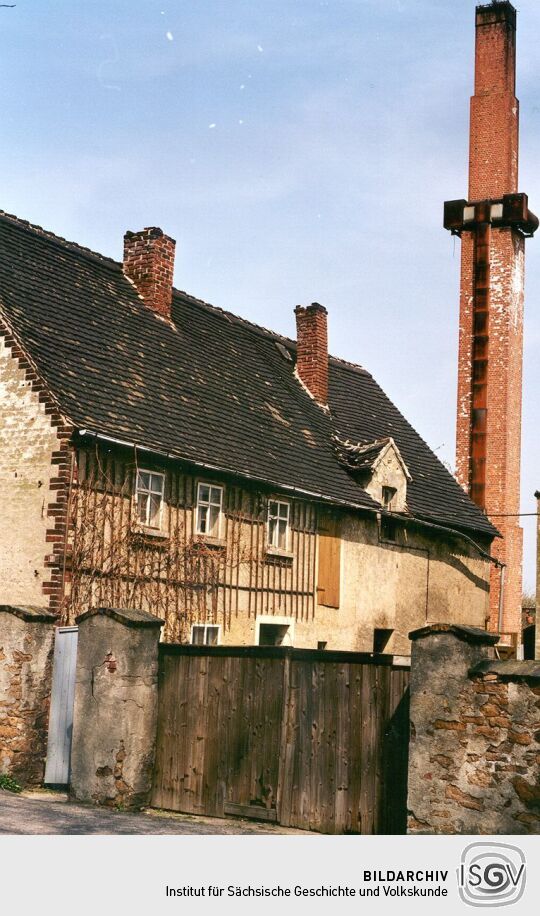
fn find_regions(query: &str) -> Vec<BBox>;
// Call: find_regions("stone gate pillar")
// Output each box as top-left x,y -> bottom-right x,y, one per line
70,607 -> 163,809
0,605 -> 57,786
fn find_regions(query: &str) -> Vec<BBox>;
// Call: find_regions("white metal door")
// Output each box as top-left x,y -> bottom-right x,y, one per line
44,626 -> 79,785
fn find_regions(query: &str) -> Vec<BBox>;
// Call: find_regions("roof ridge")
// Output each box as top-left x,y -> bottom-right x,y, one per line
0,208 -> 371,376
173,291 -> 371,375
173,288 -> 298,348
0,209 -> 120,271
329,354 -> 370,375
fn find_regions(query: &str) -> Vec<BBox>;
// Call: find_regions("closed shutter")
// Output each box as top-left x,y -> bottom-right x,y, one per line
317,511 -> 341,608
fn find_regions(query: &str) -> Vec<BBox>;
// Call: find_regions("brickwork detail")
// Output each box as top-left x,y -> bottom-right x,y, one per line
469,5 -> 518,200
123,227 -> 176,319
294,303 -> 328,406
0,328 -> 74,616
455,3 -> 527,635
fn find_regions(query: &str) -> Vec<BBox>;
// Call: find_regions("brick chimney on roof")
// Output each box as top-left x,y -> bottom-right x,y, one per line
123,227 -> 176,319
294,303 -> 328,406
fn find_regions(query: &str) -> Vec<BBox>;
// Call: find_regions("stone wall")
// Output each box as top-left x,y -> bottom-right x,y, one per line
70,606 -> 163,808
0,606 -> 56,785
408,624 -> 540,835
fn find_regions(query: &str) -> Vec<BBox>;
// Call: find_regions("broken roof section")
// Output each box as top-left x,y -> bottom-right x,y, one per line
334,435 -> 412,480
0,209 -> 497,539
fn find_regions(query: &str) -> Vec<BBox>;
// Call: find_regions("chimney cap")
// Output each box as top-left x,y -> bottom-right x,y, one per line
476,2 -> 516,30
124,226 -> 175,243
295,302 -> 328,316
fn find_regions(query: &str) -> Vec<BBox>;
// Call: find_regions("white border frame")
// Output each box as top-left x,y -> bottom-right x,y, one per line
190,623 -> 222,646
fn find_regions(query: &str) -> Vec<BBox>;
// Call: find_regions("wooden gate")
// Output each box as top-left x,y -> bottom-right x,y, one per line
44,626 -> 79,786
152,646 -> 409,833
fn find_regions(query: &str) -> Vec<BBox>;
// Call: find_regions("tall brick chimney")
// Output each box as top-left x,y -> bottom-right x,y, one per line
294,303 -> 328,406
444,2 -> 538,640
123,227 -> 176,319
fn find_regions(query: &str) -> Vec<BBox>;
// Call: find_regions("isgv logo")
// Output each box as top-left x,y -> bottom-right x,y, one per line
458,843 -> 526,908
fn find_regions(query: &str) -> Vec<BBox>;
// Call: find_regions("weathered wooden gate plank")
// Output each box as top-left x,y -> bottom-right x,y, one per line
152,646 -> 410,834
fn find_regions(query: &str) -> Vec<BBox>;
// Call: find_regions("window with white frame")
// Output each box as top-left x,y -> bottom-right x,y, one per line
267,499 -> 290,551
191,623 -> 221,646
135,469 -> 165,529
196,483 -> 223,537
256,617 -> 294,646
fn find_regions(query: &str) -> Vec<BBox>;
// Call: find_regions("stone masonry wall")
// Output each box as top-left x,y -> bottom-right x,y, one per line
0,606 -> 56,786
408,624 -> 540,835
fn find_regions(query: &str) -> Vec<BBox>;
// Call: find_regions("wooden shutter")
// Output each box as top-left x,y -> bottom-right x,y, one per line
317,511 -> 341,608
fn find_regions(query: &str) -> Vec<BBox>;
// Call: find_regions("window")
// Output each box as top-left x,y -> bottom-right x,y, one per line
381,516 -> 398,542
382,486 -> 397,510
267,499 -> 290,550
256,615 -> 294,646
135,469 -> 165,528
373,628 -> 393,654
196,483 -> 223,537
258,623 -> 291,646
191,624 -> 221,646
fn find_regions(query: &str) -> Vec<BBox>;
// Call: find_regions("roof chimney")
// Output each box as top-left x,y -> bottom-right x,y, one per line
294,303 -> 328,406
123,227 -> 176,319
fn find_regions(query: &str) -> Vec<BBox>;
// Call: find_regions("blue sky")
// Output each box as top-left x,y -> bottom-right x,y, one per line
1,0 -> 540,589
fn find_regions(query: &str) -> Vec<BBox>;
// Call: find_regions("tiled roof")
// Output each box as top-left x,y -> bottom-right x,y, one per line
333,436 -> 392,472
0,210 -> 497,539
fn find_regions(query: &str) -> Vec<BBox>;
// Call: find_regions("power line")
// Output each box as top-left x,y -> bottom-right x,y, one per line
488,512 -> 539,518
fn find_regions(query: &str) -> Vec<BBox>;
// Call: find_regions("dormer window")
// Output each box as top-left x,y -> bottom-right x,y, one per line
334,435 -> 411,514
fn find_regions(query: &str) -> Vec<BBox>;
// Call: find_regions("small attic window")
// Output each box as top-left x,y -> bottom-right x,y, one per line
382,486 -> 397,510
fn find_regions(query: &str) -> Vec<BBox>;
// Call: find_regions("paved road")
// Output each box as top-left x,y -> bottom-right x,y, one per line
0,791 -> 303,835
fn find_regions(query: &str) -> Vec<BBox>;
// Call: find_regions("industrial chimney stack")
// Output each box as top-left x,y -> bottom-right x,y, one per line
444,2 -> 538,642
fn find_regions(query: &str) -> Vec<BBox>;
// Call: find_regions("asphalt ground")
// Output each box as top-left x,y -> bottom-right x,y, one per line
0,790 -> 304,835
